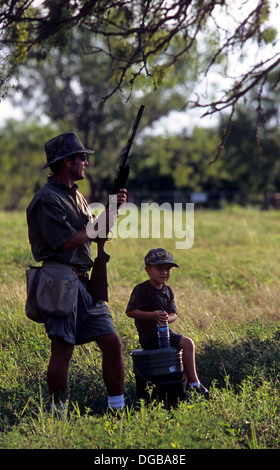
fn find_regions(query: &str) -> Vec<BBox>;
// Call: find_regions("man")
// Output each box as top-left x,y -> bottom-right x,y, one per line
26,132 -> 127,412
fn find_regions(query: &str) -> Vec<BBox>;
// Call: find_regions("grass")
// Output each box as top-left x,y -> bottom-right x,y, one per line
0,208 -> 280,449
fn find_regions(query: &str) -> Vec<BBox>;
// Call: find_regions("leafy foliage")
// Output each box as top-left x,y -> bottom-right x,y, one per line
0,119 -> 56,210
1,0 -> 279,125
1,108 -> 280,209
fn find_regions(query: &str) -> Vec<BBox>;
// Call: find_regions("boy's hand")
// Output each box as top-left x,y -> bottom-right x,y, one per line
154,310 -> 169,325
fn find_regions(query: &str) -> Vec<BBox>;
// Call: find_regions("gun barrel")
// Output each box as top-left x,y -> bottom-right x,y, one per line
110,104 -> 145,194
125,104 -> 145,151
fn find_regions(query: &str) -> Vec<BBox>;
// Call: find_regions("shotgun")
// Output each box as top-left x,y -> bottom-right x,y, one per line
87,105 -> 145,302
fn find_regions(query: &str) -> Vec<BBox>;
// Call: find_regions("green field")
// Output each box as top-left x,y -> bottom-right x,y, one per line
0,208 -> 280,449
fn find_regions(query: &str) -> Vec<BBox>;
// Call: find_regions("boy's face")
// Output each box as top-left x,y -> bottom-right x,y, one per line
145,263 -> 172,288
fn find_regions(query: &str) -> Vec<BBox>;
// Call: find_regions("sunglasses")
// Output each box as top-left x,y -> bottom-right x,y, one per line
79,154 -> 89,162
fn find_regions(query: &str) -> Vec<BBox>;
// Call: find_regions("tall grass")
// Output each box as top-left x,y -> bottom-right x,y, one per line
0,208 -> 280,449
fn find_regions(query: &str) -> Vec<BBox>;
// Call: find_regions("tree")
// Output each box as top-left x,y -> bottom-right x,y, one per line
220,93 -> 280,200
1,0 -> 279,132
0,119 -> 56,210
128,126 -> 228,196
9,26 -> 199,202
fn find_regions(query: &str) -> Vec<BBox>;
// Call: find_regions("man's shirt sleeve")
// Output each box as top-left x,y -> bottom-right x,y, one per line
33,199 -> 77,251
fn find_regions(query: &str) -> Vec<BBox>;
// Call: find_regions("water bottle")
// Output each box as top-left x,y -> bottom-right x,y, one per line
157,322 -> 170,348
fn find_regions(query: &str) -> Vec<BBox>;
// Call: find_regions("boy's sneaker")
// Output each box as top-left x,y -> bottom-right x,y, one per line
187,383 -> 210,400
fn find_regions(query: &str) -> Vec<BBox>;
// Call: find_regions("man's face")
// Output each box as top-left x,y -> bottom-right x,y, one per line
70,153 -> 89,180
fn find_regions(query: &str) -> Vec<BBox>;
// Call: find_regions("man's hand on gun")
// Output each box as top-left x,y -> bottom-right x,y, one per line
86,189 -> 127,239
114,188 -> 128,207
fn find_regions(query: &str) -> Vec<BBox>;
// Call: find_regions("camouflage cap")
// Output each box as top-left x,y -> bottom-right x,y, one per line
42,132 -> 95,169
144,248 -> 179,268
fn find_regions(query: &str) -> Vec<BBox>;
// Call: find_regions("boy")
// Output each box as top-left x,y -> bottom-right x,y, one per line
126,248 -> 209,399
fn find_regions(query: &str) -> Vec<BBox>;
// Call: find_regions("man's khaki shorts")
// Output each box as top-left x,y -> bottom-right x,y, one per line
40,277 -> 116,345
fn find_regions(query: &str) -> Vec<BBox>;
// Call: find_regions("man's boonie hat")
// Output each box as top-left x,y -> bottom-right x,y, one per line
144,248 -> 179,268
42,132 -> 95,169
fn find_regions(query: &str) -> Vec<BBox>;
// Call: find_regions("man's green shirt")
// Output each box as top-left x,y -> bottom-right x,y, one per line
26,177 -> 94,272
